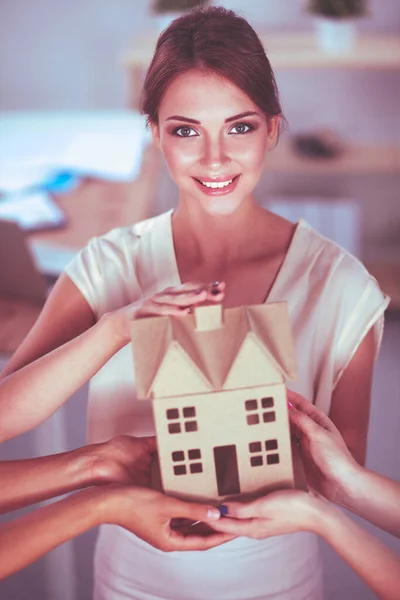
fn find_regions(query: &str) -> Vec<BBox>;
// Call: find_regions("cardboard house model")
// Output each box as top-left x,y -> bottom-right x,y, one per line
130,302 -> 297,503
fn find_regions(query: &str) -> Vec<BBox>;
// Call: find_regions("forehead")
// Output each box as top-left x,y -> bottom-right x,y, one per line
158,69 -> 258,121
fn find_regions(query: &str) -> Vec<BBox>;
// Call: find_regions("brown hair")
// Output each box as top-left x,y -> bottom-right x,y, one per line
141,6 -> 283,125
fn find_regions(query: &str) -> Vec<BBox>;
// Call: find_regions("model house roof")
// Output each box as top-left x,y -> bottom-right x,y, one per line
130,302 -> 297,399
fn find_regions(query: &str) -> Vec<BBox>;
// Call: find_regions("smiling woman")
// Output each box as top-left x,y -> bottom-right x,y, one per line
0,5 -> 389,600
150,70 -> 278,217
142,7 -> 281,218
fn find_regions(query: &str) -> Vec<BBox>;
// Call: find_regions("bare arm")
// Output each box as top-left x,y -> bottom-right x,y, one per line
0,274 -> 99,440
0,314 -> 126,442
0,435 -> 157,514
0,279 -> 224,441
1,274 -> 96,379
329,327 -> 376,466
288,392 -> 400,537
0,447 -> 98,513
339,465 -> 400,537
212,491 -> 400,600
0,486 -> 231,580
318,501 -> 400,600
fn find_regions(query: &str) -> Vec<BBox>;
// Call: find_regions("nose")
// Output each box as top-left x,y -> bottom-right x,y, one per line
201,134 -> 229,170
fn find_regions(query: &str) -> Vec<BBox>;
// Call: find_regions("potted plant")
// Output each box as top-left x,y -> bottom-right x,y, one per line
306,0 -> 368,54
152,0 -> 210,32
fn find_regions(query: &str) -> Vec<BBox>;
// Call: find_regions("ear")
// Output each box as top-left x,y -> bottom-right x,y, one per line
266,115 -> 281,149
150,121 -> 161,148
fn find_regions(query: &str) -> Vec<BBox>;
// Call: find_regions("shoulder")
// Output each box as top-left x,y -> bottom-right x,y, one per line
64,211 -> 173,316
86,210 -> 172,258
296,220 -> 373,290
292,220 -> 389,347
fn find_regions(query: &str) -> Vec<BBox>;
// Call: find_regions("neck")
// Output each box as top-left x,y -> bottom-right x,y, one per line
172,195 -> 271,267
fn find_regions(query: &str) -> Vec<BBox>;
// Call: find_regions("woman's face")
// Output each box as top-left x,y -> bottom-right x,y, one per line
152,69 -> 279,216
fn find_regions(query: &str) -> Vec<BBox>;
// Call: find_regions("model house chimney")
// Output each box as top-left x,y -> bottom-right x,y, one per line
194,304 -> 223,331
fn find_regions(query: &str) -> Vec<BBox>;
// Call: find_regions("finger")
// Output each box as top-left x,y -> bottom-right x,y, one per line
153,288 -> 209,306
142,435 -> 158,454
167,529 -> 235,551
288,391 -> 337,433
289,409 -> 326,442
209,517 -> 257,537
163,281 -> 224,295
137,302 -> 191,318
215,500 -> 266,520
165,497 -> 221,523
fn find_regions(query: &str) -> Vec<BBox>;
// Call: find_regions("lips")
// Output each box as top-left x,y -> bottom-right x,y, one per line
193,175 -> 240,196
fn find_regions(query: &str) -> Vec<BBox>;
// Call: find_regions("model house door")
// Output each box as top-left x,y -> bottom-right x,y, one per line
213,444 -> 241,496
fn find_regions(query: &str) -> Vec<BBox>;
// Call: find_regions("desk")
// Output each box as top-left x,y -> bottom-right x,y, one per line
31,143 -> 162,250
0,143 -> 163,354
123,31 -> 400,110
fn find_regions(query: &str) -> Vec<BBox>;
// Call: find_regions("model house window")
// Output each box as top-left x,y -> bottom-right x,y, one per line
166,407 -> 198,434
244,397 -> 275,426
171,448 -> 203,476
249,438 -> 280,467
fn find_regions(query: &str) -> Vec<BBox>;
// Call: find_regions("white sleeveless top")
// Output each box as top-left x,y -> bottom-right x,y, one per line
65,210 -> 389,600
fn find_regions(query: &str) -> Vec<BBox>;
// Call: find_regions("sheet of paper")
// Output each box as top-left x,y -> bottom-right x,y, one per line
0,111 -> 149,192
0,190 -> 66,230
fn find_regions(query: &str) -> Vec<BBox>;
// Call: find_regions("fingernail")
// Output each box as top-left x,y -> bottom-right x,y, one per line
288,401 -> 294,410
206,507 -> 221,520
218,504 -> 229,516
212,281 -> 220,287
211,288 -> 221,295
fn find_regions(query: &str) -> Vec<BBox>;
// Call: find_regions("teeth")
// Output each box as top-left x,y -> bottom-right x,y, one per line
201,179 -> 233,189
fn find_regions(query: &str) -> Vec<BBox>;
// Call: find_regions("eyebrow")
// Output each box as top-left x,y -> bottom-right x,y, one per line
165,111 -> 261,124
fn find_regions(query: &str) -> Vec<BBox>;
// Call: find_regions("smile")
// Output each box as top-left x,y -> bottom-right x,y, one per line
193,175 -> 240,197
200,179 -> 232,189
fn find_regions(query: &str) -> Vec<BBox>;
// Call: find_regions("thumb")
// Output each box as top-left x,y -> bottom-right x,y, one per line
142,436 -> 158,454
289,407 -> 323,441
166,497 -> 221,522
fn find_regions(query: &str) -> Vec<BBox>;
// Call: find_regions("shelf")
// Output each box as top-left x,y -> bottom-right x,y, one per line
259,32 -> 400,70
264,139 -> 400,175
123,32 -> 400,70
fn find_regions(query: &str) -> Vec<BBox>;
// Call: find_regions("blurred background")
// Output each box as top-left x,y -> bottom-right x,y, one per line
0,1 -> 399,599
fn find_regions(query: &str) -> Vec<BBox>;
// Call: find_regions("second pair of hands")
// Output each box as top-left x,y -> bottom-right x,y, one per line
90,389 -> 361,552
210,392 -> 362,540
85,434 -> 234,551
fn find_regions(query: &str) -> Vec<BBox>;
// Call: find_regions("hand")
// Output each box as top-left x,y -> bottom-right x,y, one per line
209,489 -> 324,539
287,391 -> 361,503
104,281 -> 225,344
89,435 -> 157,486
104,486 -> 236,552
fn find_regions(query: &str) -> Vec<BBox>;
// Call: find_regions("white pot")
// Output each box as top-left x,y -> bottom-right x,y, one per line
314,16 -> 357,55
155,11 -> 183,33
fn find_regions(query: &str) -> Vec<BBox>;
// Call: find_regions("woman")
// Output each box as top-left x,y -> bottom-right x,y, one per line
0,6 -> 389,600
211,393 -> 400,600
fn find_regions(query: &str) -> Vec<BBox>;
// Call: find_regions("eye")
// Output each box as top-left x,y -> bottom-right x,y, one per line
173,126 -> 198,138
229,122 -> 254,135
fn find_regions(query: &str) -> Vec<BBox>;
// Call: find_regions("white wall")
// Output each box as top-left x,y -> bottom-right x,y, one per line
1,0 -> 399,125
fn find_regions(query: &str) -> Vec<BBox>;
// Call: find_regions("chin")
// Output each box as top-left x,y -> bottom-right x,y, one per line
201,197 -> 243,216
